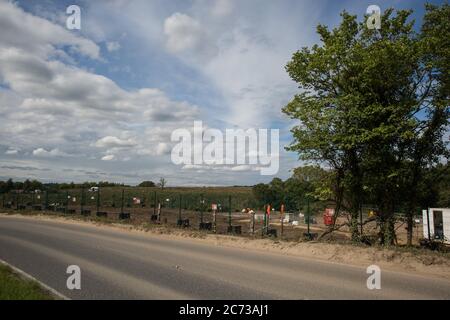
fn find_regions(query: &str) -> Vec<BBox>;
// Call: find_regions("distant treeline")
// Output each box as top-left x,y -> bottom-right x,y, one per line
0,178 -> 249,194
252,166 -> 329,212
0,179 -> 131,193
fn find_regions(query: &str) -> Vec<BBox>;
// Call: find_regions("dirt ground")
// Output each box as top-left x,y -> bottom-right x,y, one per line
61,204 -> 427,245
1,211 -> 449,281
3,199 -> 425,245
0,202 -> 427,245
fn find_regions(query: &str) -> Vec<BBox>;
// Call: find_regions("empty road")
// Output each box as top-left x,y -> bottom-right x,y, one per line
0,215 -> 449,299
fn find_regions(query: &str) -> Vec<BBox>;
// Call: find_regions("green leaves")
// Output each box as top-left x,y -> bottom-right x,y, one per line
283,4 -> 449,243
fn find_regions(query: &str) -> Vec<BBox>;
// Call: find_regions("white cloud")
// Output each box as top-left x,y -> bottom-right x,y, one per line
5,149 -> 19,155
231,165 -> 253,171
0,2 -> 200,169
211,0 -> 234,17
101,154 -> 115,161
0,2 -> 100,60
32,148 -> 68,157
163,13 -> 217,60
181,163 -> 260,173
182,164 -> 204,170
95,136 -> 137,148
159,1 -> 323,128
0,0 -> 308,185
106,41 -> 121,52
164,13 -> 203,53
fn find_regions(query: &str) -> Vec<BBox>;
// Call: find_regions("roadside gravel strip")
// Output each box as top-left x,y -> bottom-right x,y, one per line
0,214 -> 449,299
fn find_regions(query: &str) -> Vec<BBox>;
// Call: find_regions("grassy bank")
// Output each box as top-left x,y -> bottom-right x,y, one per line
0,264 -> 54,300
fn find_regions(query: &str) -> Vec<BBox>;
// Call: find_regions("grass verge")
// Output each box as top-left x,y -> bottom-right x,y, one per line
0,264 -> 54,300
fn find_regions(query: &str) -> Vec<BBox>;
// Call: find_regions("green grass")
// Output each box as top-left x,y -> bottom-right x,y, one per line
0,264 -> 54,300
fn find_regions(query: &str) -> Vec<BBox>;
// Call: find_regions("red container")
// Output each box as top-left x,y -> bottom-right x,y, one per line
323,208 -> 335,226
323,214 -> 333,226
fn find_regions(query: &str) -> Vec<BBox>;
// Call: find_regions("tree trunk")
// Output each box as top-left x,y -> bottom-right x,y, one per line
350,213 -> 360,242
379,213 -> 396,246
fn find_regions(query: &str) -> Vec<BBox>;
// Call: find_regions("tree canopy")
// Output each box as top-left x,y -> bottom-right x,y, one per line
283,4 -> 449,244
138,181 -> 156,187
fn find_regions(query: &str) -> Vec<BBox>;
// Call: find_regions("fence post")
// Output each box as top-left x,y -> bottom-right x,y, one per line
44,190 -> 48,210
178,194 -> 182,223
80,187 -> 84,213
153,191 -> 156,216
121,189 -> 124,215
55,191 -> 59,211
213,210 -> 217,233
359,204 -> 363,237
158,196 -> 161,222
263,205 -> 267,236
306,197 -> 310,237
228,195 -> 232,228
65,191 -> 69,213
96,188 -> 100,213
252,212 -> 255,235
200,194 -> 204,224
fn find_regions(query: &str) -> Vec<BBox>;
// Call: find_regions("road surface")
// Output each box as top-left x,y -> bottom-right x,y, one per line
0,215 -> 449,299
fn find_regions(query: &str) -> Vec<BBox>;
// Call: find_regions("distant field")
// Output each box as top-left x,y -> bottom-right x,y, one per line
1,184 -> 427,245
2,186 -> 257,212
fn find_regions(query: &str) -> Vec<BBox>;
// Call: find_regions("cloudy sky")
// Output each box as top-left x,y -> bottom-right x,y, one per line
0,0 -> 442,186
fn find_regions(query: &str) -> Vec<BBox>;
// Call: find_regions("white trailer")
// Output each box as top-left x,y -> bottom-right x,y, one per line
422,208 -> 450,244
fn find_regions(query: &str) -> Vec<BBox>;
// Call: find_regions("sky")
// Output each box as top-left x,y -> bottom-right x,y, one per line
0,0 -> 444,186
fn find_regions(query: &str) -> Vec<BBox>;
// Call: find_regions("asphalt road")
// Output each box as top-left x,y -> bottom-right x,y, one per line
0,215 -> 449,300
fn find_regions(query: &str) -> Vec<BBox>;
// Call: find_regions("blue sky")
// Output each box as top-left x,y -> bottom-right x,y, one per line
0,0 -> 445,186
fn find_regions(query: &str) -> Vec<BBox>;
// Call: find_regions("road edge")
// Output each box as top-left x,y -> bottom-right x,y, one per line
0,258 -> 70,300
1,212 -> 449,282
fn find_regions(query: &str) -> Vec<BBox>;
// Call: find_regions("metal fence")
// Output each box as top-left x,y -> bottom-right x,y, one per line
4,190 -> 413,242
1,189 -> 310,239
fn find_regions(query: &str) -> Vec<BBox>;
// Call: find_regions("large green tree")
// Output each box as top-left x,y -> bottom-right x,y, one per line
283,5 -> 449,244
